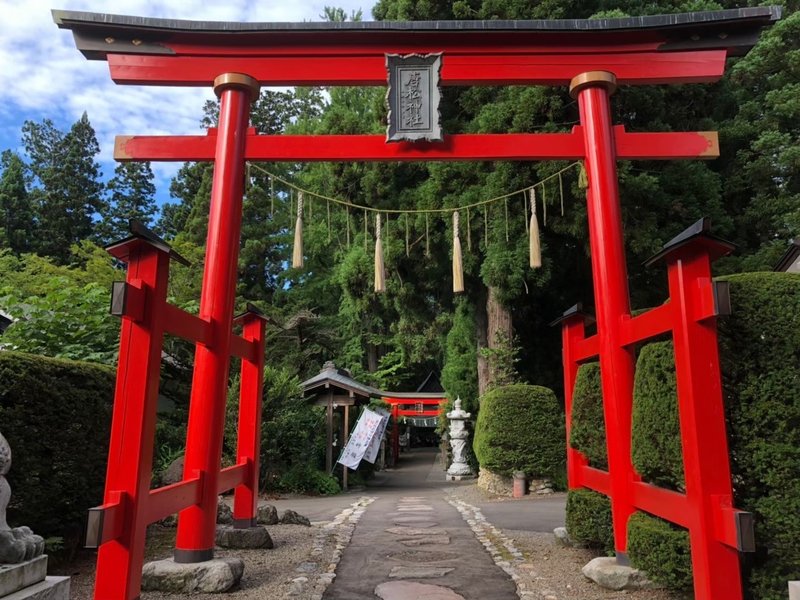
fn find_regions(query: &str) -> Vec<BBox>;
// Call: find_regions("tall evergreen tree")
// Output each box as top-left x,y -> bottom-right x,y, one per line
0,151 -> 34,253
22,113 -> 103,263
97,161 -> 157,243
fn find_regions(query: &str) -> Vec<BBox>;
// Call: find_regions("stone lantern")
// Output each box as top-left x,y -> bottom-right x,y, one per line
446,398 -> 475,480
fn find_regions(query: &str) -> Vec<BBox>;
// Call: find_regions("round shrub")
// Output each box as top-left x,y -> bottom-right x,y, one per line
565,488 -> 614,553
627,512 -> 692,590
632,342 -> 684,491
569,363 -> 607,469
473,384 -> 564,478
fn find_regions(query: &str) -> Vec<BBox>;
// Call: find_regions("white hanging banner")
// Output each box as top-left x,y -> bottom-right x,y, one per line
338,408 -> 385,470
363,409 -> 390,464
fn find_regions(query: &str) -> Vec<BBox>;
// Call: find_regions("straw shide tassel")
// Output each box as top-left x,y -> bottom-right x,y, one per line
292,192 -> 304,268
529,188 -> 542,269
452,211 -> 464,293
374,213 -> 386,293
578,163 -> 589,189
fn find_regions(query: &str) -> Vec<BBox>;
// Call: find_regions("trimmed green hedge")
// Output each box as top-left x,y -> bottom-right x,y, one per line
627,512 -> 692,590
565,488 -> 614,553
473,384 -> 565,478
631,342 -> 684,491
629,272 -> 800,599
569,363 -> 607,469
0,352 -> 114,550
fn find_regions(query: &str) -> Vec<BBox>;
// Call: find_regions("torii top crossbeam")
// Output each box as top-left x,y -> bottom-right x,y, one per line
55,7 -> 778,88
52,8 -> 778,164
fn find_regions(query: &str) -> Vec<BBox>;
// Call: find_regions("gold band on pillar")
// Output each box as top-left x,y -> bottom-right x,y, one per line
213,73 -> 261,103
569,71 -> 617,99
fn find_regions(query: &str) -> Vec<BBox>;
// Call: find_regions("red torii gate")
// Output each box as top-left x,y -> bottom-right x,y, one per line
383,396 -> 446,464
53,7 -> 778,600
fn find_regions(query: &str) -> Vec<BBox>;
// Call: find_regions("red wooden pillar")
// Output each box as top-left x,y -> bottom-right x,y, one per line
175,73 -> 260,561
391,404 -> 400,467
663,236 -> 744,600
571,71 -> 637,561
557,306 -> 592,489
233,309 -> 267,528
94,237 -> 171,599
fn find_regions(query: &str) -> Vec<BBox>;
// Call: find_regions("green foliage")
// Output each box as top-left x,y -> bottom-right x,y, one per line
480,330 -> 521,390
632,342 -> 684,490
21,114 -> 103,263
629,273 -> 800,598
627,512 -> 692,590
473,384 -> 564,478
254,366 -> 329,490
0,352 -> 114,551
0,279 -> 120,365
565,489 -> 614,553
0,151 -> 34,253
569,363 -> 607,469
279,464 -> 341,495
441,298 -> 478,412
96,161 -> 157,244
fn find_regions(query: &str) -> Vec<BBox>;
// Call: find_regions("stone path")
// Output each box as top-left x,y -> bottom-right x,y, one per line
324,452 -> 518,600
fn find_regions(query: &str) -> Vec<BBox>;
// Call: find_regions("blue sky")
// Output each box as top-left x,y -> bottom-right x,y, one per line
0,0 -> 369,207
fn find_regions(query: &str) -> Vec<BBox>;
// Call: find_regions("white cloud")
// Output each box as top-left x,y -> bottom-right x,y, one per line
0,0 -> 367,197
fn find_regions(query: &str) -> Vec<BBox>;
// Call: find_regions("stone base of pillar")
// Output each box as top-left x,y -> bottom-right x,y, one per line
446,474 -> 475,481
141,557 -> 244,593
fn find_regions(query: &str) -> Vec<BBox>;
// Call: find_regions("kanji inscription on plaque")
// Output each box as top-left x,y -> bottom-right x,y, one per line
386,53 -> 443,142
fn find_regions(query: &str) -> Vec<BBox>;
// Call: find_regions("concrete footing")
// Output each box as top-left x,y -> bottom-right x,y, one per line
141,557 -> 244,593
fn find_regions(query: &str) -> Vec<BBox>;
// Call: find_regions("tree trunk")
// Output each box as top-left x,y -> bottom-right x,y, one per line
476,285 -> 513,398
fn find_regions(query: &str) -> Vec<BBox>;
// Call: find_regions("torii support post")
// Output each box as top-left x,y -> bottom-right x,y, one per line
657,225 -> 745,600
557,218 -> 750,600
571,71 -> 637,562
175,73 -> 259,562
232,308 -> 267,528
91,231 -> 173,600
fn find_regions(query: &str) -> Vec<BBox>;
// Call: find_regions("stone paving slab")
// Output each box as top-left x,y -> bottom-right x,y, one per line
389,566 -> 455,578
375,581 -> 466,600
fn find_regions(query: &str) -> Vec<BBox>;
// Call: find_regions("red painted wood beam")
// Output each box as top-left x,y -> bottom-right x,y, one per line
217,462 -> 249,494
115,128 -> 718,163
163,304 -> 212,345
573,334 -> 599,362
85,492 -> 127,548
621,303 -> 675,347
145,476 -> 203,525
383,398 -> 445,405
631,481 -> 692,529
397,410 -> 440,417
229,333 -> 258,363
576,466 -> 612,496
107,50 -> 726,87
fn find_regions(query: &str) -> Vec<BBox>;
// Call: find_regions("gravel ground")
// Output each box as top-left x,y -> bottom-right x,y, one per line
55,483 -> 688,600
444,485 -> 687,600
59,519 -> 345,600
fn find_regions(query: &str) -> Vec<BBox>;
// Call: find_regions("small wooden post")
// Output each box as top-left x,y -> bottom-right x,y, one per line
326,390 -> 333,473
343,404 -> 350,492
